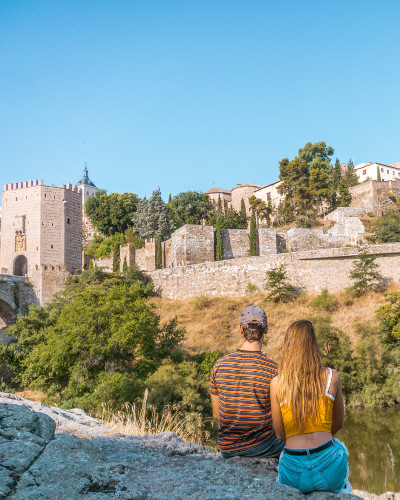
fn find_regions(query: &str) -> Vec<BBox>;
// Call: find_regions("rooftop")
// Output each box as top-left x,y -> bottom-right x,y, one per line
76,164 -> 96,187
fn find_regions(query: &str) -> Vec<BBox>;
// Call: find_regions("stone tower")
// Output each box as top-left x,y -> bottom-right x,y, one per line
0,180 -> 82,305
76,164 -> 98,242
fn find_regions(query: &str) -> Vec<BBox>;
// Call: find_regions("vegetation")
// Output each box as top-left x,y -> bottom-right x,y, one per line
85,232 -> 126,259
265,265 -> 299,303
373,208 -> 400,243
215,218 -> 223,261
349,247 -> 383,296
112,242 -> 120,272
168,191 -> 214,229
249,210 -> 256,256
133,189 -> 171,241
156,239 -> 162,269
85,190 -> 139,235
310,289 -> 338,312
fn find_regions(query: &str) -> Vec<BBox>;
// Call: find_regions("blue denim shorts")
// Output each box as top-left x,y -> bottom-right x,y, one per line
277,438 -> 352,494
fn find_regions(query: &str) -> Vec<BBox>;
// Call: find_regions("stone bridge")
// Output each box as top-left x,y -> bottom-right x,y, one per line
0,274 -> 38,340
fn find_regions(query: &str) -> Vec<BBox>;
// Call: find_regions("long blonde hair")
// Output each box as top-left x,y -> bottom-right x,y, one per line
278,320 -> 325,431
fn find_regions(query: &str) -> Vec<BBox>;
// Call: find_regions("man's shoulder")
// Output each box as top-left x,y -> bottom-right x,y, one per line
214,350 -> 278,371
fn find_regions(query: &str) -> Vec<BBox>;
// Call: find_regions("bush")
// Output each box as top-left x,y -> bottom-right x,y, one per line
246,282 -> 258,294
265,265 -> 299,303
349,247 -> 384,296
310,289 -> 338,312
374,208 -> 400,243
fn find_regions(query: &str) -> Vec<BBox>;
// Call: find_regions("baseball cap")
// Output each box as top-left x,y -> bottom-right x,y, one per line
239,305 -> 268,329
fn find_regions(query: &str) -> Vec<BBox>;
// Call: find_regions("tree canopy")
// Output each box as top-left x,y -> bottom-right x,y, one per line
168,191 -> 214,229
132,189 -> 171,241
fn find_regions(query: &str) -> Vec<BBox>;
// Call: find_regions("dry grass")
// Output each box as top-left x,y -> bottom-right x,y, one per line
101,389 -> 209,446
14,389 -> 47,402
153,288 -> 394,363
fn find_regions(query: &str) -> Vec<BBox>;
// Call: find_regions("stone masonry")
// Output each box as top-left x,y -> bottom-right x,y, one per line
0,181 -> 82,306
150,243 -> 400,299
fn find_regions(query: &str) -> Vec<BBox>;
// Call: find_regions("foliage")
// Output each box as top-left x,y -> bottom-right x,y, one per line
85,190 -> 139,236
295,210 -> 317,228
85,232 -> 126,259
132,189 -> 171,241
248,196 -> 272,226
0,268 -> 184,413
349,247 -> 383,296
249,210 -> 257,256
265,265 -> 299,303
343,159 -> 359,188
168,191 -> 214,229
145,360 -> 210,413
195,351 -> 225,382
373,208 -> 400,243
246,282 -> 258,294
377,166 -> 382,182
377,291 -> 400,343
240,198 -> 247,227
122,256 -> 128,273
209,207 -> 247,230
156,238 -> 162,269
310,289 -> 338,312
124,227 -> 144,248
215,218 -> 223,261
113,243 -> 120,272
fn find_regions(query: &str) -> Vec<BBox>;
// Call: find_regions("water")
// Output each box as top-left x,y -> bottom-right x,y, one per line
337,408 -> 400,494
206,408 -> 400,494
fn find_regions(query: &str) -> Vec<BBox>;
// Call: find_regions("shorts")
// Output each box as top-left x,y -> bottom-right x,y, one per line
221,432 -> 285,459
277,438 -> 352,494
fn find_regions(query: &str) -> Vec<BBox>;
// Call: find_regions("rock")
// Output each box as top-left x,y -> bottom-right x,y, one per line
1,393 -> 363,499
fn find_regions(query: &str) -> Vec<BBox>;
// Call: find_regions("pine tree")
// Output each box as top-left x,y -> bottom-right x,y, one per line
112,243 -> 120,272
377,166 -> 382,182
266,265 -> 299,303
344,159 -> 359,187
240,198 -> 247,228
215,218 -> 224,261
156,239 -> 162,269
249,210 -> 257,256
350,247 -> 383,295
132,189 -> 171,241
122,256 -> 128,273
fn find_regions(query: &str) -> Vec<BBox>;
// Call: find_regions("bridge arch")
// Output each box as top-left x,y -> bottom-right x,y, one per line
13,255 -> 27,276
0,298 -> 18,332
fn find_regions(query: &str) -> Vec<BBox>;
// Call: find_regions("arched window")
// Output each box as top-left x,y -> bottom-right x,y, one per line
13,255 -> 27,276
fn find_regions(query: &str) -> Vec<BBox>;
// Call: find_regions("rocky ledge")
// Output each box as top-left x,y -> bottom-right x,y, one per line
0,392 -> 371,499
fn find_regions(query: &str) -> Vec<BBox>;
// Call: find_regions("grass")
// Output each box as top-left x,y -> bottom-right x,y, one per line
101,389 -> 210,446
152,288 -> 390,363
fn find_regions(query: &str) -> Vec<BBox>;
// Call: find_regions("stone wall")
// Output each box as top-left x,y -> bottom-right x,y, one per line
258,228 -> 278,255
150,243 -> 400,299
93,256 -> 113,272
285,228 -> 347,252
222,229 -> 249,259
349,179 -> 400,212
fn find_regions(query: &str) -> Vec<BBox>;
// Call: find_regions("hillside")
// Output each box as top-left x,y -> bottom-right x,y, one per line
152,290 -> 388,362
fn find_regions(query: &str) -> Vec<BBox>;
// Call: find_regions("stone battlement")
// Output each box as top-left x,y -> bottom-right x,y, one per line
3,180 -> 82,193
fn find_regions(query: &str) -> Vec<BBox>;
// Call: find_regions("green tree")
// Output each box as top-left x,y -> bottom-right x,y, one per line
377,291 -> 400,343
0,269 -> 184,412
215,218 -> 224,261
344,159 -> 359,188
265,265 -> 299,303
88,259 -> 93,270
240,198 -> 247,228
377,166 -> 382,182
249,210 -> 257,256
168,191 -> 214,229
248,196 -> 272,226
217,195 -> 223,215
112,243 -> 120,272
156,239 -> 162,269
132,189 -> 171,241
373,208 -> 400,243
337,178 -> 352,207
85,190 -> 139,235
122,256 -> 128,273
349,247 -> 383,296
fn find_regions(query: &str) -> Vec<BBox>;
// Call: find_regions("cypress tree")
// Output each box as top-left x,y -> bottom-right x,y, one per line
112,243 -> 120,272
215,218 -> 223,261
122,256 -> 128,273
249,210 -> 257,256
168,193 -> 172,204
217,194 -> 223,215
156,238 -> 163,269
377,166 -> 382,182
240,198 -> 247,228
88,259 -> 93,270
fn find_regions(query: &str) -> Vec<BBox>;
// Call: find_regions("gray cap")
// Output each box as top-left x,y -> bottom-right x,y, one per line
239,305 -> 268,329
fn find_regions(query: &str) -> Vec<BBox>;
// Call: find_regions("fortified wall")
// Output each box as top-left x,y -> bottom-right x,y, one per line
0,181 -> 82,305
349,179 -> 400,212
150,243 -> 400,299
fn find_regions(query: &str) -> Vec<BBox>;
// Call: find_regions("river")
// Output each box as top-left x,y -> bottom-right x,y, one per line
206,408 -> 400,494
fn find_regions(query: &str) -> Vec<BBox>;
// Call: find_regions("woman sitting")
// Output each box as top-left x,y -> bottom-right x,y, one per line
270,320 -> 351,494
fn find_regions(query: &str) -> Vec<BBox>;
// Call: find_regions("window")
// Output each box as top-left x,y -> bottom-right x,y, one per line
363,169 -> 366,175
387,170 -> 390,174
381,168 -> 384,172
267,192 -> 271,201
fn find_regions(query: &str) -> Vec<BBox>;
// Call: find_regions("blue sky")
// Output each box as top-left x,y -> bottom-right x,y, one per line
1,1 -> 399,199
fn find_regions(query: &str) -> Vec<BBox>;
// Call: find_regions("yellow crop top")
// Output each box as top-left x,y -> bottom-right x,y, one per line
280,368 -> 335,438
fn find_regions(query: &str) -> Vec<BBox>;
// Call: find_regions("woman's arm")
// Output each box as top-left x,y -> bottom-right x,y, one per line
270,376 -> 286,442
330,370 -> 344,435
210,394 -> 220,421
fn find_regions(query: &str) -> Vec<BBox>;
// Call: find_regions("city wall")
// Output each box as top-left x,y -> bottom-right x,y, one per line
149,243 -> 400,299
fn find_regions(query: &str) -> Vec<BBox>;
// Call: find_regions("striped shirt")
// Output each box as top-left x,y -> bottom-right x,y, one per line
209,350 -> 278,453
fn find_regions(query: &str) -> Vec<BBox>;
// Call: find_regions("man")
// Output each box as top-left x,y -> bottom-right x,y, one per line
209,305 -> 284,458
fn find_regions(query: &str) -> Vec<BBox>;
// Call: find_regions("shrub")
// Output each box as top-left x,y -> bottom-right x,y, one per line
265,265 -> 299,303
374,208 -> 400,243
310,289 -> 338,312
246,282 -> 258,294
349,247 -> 384,296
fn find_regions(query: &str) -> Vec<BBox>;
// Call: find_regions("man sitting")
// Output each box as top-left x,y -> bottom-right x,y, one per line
209,305 -> 284,458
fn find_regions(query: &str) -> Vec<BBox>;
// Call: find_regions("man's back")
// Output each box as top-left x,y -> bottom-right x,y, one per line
209,349 -> 278,454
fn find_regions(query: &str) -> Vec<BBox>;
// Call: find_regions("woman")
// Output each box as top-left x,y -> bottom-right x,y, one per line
270,320 -> 351,494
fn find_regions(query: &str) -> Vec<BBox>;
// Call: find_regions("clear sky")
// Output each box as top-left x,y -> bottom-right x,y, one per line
1,0 -> 399,199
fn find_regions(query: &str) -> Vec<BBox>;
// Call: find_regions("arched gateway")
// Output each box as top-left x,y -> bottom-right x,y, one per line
13,255 -> 28,276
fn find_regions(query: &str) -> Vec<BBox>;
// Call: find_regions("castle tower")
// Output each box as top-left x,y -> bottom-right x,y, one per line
0,180 -> 82,305
76,164 -> 98,242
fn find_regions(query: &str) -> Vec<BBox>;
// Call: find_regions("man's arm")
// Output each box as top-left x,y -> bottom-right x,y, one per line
210,394 -> 220,421
270,376 -> 286,442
